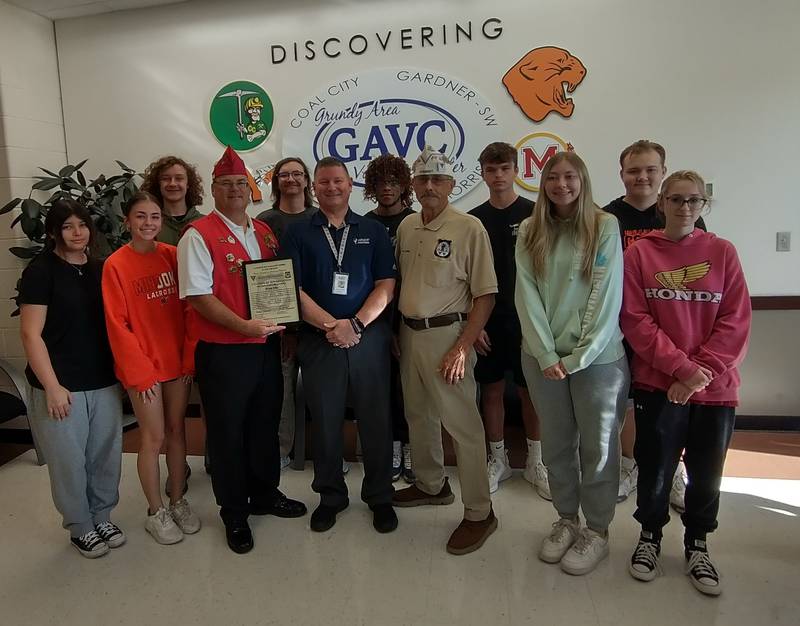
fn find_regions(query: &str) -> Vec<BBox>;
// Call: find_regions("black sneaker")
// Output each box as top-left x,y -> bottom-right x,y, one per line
629,531 -> 661,581
71,530 -> 109,559
95,521 -> 126,548
165,462 -> 191,498
685,540 -> 722,596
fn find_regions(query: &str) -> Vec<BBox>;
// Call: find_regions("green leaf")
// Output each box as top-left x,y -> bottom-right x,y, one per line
0,198 -> 21,215
20,214 -> 40,238
77,170 -> 86,186
59,164 -> 78,178
38,167 -> 60,177
21,198 -> 42,220
115,160 -> 135,173
10,214 -> 23,228
9,245 -> 43,259
31,178 -> 62,191
73,158 -> 88,171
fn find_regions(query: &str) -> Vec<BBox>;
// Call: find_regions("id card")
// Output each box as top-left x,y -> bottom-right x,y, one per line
332,272 -> 349,295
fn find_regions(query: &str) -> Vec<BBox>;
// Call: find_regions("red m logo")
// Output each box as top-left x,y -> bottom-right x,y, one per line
522,144 -> 559,178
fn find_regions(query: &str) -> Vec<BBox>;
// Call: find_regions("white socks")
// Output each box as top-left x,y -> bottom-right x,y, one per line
527,439 -> 542,465
489,440 -> 505,459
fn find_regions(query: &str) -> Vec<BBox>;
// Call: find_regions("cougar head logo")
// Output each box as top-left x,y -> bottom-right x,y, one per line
503,46 -> 587,122
655,261 -> 711,290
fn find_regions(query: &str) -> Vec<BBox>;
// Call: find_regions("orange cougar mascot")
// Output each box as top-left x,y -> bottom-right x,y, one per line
503,46 -> 587,122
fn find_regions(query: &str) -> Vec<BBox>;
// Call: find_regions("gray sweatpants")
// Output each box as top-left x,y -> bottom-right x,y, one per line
521,354 -> 629,532
28,384 -> 123,537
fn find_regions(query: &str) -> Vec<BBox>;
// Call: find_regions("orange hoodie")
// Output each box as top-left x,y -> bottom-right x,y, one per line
102,242 -> 195,391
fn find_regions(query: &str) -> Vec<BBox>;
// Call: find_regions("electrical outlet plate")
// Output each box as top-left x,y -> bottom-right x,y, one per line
776,231 -> 791,252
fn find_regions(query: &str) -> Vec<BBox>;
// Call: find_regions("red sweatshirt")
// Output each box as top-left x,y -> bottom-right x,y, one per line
621,228 -> 751,405
102,242 -> 195,392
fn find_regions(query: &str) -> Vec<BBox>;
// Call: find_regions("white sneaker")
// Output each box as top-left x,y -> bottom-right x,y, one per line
169,498 -> 201,535
539,517 -> 581,563
670,460 -> 688,513
523,460 -> 552,501
342,460 -> 351,475
487,451 -> 512,494
560,527 -> 610,575
618,457 -> 638,502
145,507 -> 183,545
686,546 -> 722,596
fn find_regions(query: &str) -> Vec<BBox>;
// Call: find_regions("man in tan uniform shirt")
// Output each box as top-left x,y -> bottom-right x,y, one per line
393,146 -> 499,555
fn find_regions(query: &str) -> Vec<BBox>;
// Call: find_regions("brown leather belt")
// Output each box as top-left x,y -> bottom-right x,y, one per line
402,312 -> 467,331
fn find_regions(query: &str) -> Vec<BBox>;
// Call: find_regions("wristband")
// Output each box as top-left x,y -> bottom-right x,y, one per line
351,315 -> 366,334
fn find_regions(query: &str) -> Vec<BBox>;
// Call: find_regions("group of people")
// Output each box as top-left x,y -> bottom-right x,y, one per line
17,137 -> 750,598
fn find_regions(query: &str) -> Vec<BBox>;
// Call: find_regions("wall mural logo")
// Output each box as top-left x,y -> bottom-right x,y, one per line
283,68 -> 502,213
503,46 -> 587,123
209,81 -> 274,152
514,131 -> 573,192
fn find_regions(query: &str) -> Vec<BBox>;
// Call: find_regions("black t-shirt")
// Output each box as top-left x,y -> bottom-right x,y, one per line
603,197 -> 707,251
468,196 -> 534,315
364,207 -> 416,247
255,206 -> 317,245
17,251 -> 116,391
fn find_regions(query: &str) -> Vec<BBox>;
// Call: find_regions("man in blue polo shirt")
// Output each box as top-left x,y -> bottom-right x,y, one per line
282,156 -> 397,534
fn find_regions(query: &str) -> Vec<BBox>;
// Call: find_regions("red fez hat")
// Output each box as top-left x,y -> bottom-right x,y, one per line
213,146 -> 247,178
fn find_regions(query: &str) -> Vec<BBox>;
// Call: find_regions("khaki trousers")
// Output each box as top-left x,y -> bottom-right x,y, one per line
399,321 -> 491,521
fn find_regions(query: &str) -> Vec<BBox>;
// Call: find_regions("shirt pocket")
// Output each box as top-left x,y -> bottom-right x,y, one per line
424,257 -> 457,288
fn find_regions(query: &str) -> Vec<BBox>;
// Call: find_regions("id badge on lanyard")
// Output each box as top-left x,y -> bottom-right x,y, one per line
323,224 -> 350,296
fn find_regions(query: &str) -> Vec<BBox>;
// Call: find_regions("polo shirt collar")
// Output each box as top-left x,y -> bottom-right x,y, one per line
311,207 -> 361,228
214,208 -> 253,234
416,204 -> 453,232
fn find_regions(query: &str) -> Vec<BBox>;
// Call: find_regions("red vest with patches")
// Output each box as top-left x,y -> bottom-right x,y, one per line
187,212 -> 279,344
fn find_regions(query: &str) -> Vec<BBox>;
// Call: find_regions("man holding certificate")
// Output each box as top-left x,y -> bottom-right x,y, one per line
282,156 -> 397,534
177,146 -> 306,554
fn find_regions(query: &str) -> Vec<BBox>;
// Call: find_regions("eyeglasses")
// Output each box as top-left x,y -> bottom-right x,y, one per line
277,171 -> 306,180
664,195 -> 707,210
214,180 -> 249,189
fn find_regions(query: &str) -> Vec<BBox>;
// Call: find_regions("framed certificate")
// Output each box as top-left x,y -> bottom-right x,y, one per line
242,258 -> 301,326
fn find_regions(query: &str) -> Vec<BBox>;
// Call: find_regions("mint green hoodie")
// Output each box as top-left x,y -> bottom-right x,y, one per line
514,212 -> 625,374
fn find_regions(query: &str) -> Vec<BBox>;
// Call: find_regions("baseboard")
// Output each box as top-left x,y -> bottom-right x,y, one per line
735,415 -> 800,431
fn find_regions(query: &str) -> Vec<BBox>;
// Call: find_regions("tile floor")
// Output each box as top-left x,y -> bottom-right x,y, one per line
0,449 -> 798,625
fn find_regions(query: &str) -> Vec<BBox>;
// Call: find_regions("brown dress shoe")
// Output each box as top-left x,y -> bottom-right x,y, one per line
392,477 -> 456,507
446,509 -> 498,555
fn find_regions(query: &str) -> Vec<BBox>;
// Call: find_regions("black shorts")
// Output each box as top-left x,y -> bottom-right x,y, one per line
474,313 -> 526,387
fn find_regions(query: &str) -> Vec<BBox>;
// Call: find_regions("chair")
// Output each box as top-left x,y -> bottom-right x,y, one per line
0,358 -> 46,465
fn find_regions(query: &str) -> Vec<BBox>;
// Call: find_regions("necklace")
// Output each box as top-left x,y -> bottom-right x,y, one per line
69,263 -> 85,276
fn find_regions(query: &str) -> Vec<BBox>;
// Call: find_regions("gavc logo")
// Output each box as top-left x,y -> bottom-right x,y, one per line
283,68 -> 502,214
513,132 -> 573,192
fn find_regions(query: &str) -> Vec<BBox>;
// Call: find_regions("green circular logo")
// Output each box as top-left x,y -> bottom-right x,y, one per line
209,80 -> 274,152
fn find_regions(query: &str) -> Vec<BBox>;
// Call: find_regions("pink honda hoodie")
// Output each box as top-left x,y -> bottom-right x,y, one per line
621,228 -> 751,405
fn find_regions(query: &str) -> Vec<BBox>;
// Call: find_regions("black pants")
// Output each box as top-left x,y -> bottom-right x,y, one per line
195,338 -> 283,526
298,321 -> 394,508
633,389 -> 735,543
389,356 -> 409,444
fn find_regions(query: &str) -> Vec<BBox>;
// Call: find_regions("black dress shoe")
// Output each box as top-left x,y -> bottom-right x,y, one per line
250,492 -> 307,518
310,502 -> 348,533
370,503 -> 398,534
225,523 -> 253,554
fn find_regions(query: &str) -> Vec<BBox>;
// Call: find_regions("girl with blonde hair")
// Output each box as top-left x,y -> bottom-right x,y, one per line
515,151 -> 629,575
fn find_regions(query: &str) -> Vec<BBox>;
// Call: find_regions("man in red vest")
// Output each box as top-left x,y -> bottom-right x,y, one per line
177,146 -> 306,554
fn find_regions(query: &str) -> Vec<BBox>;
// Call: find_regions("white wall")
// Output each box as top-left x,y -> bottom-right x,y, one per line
0,0 -> 67,372
52,0 -> 800,296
